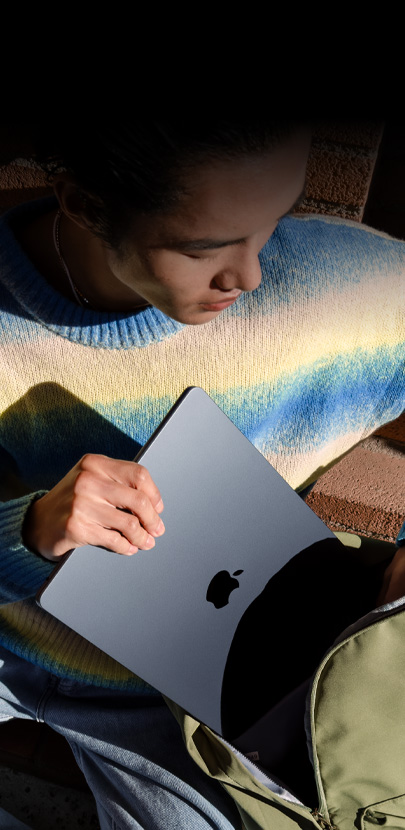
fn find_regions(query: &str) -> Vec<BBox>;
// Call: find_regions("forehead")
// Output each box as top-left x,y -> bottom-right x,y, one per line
131,133 -> 310,248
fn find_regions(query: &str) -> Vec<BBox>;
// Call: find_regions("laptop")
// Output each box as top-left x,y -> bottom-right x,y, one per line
37,387 -> 368,779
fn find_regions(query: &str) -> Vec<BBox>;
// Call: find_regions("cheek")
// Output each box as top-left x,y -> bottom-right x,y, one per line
145,253 -> 206,296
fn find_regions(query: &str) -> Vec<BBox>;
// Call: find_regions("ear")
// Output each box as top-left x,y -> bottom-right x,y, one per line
53,175 -> 97,233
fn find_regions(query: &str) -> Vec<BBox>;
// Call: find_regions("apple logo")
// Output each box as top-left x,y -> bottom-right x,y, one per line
206,570 -> 244,609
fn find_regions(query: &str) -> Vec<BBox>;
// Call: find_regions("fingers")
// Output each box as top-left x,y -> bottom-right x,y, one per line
64,503 -> 163,557
70,457 -> 165,552
128,463 -> 164,515
67,505 -> 159,557
80,455 -> 164,513
74,456 -> 165,543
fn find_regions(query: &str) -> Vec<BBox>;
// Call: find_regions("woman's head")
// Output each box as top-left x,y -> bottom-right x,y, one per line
32,122 -> 310,323
33,121 -> 309,248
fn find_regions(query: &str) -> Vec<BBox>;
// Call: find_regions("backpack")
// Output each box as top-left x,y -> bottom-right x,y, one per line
166,534 -> 405,830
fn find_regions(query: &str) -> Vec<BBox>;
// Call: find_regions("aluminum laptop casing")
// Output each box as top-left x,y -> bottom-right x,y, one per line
37,387 -> 336,737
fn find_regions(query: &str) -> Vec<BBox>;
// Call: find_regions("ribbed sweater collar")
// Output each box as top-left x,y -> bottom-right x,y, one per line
0,198 -> 185,350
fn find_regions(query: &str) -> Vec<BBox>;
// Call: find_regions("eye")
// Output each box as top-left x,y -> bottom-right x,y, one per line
183,250 -> 219,261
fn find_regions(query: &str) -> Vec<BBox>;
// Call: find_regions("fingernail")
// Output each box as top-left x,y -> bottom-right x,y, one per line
128,545 -> 139,555
145,535 -> 155,548
150,520 -> 165,539
156,499 -> 164,513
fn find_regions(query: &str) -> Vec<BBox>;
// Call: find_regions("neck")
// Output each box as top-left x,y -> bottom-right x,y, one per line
55,212 -> 151,312
53,210 -> 91,307
16,206 -> 150,313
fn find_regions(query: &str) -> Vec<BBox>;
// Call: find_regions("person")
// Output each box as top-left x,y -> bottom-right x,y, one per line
0,122 -> 403,829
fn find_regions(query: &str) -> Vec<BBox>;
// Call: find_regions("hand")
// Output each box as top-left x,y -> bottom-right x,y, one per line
23,454 -> 165,562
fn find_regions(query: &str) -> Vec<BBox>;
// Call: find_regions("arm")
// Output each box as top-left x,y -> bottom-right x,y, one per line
0,491 -> 55,603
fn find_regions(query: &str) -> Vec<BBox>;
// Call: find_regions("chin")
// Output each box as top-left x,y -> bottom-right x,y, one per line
173,309 -> 220,326
159,301 -> 223,325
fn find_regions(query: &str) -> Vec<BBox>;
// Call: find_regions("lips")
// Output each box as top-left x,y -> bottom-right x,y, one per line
199,294 -> 241,311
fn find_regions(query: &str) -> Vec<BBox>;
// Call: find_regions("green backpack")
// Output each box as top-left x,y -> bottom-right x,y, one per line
167,534 -> 405,830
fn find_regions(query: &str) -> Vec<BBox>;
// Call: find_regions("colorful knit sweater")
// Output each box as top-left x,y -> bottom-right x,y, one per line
0,198 -> 404,692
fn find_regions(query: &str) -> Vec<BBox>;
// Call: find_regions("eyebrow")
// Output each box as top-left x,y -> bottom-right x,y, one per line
171,236 -> 247,252
158,187 -> 306,253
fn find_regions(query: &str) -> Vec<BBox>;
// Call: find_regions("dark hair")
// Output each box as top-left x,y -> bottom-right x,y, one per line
32,121 -> 302,249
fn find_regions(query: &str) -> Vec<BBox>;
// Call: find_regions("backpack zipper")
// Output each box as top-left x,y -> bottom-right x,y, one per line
222,737 -> 305,805
311,808 -> 338,829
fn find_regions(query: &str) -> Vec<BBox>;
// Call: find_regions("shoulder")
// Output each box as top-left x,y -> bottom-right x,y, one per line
266,213 -> 405,265
274,212 -> 405,246
272,212 -> 403,260
258,214 -> 405,300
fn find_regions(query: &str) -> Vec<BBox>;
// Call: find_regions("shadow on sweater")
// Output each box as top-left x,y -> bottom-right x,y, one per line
0,383 -> 142,497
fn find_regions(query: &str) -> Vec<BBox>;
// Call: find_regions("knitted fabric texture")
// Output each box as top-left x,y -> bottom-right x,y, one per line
0,199 -> 404,691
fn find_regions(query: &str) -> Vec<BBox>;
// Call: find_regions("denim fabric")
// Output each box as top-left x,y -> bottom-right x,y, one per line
0,647 -> 240,830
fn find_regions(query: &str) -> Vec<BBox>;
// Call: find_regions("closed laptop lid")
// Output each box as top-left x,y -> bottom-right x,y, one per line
37,387 -> 337,737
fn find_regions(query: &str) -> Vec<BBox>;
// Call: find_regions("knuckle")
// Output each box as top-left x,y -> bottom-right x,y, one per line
136,493 -> 149,512
114,533 -> 137,556
79,453 -> 106,472
115,535 -> 129,553
134,464 -> 148,485
74,469 -> 93,494
126,515 -> 141,535
79,453 -> 95,470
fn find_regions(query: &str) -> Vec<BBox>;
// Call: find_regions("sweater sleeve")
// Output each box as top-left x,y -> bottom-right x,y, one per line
0,492 -> 55,604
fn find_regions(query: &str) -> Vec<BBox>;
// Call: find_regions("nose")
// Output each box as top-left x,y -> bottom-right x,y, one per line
213,246 -> 262,294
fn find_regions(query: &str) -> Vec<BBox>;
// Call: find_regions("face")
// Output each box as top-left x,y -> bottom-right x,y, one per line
104,132 -> 310,324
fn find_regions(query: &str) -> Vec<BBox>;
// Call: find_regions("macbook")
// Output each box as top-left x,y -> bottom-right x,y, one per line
37,387 -> 370,777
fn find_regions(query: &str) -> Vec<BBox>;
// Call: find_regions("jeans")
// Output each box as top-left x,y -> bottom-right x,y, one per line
0,646 -> 241,830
